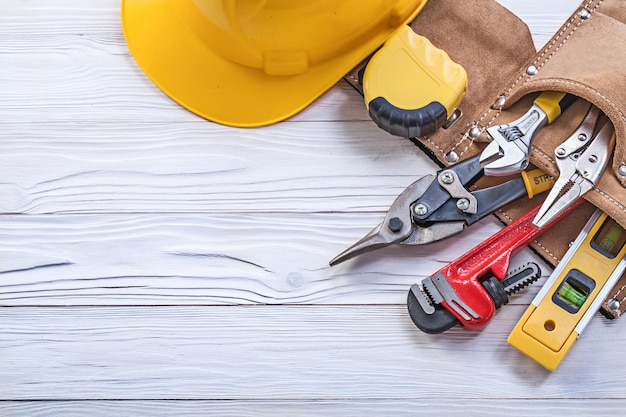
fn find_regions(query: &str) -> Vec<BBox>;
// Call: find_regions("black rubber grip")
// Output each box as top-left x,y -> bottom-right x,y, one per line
368,96 -> 446,138
559,93 -> 578,114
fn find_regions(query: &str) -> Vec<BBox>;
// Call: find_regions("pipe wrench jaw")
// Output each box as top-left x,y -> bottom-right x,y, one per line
407,272 -> 492,333
407,283 -> 460,334
408,262 -> 543,334
408,279 -> 503,333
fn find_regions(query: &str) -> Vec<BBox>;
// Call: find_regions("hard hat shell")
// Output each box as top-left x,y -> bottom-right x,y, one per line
121,0 -> 427,127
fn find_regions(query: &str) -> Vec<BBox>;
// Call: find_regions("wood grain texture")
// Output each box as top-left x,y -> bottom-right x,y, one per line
2,400 -> 626,417
2,0 -> 613,415
0,212 -> 551,306
0,120 -> 435,214
0,306 -> 622,400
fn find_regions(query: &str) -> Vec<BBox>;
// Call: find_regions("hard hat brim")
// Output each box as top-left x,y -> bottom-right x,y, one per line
122,0 -> 425,127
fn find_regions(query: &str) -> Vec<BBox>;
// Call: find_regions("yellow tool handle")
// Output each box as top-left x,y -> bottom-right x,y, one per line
533,91 -> 578,124
508,210 -> 626,371
361,25 -> 467,138
521,168 -> 554,198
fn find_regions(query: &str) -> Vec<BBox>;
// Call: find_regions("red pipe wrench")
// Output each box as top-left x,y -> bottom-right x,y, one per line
408,199 -> 585,333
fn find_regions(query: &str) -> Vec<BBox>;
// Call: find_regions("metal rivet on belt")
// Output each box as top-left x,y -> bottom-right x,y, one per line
445,151 -> 459,163
619,164 -> 626,176
578,8 -> 591,19
494,95 -> 506,108
469,126 -> 481,138
608,298 -> 621,311
526,65 -> 538,76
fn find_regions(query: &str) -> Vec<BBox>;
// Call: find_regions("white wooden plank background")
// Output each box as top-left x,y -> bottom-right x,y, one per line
2,0 -> 617,415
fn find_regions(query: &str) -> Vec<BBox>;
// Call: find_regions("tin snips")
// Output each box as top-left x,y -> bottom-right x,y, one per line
329,91 -> 574,267
329,153 -> 552,266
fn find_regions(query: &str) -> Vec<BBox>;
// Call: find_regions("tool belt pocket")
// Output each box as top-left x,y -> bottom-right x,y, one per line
398,0 -> 626,261
503,0 -> 626,225
344,0 -> 626,315
361,0 -> 626,315
507,0 -> 626,318
415,0 -> 626,317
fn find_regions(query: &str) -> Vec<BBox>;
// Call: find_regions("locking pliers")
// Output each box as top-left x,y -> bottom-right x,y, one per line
533,105 -> 615,227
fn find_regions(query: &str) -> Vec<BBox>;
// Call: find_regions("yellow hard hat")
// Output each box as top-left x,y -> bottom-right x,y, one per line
121,0 -> 427,127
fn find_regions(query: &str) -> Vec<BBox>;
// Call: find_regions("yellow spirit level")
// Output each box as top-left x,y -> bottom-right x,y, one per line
508,210 -> 626,371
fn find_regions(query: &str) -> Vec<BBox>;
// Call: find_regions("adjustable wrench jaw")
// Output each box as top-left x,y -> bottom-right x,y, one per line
479,104 -> 549,177
480,127 -> 530,175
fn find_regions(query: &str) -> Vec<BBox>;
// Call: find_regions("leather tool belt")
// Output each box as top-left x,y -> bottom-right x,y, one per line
344,0 -> 626,318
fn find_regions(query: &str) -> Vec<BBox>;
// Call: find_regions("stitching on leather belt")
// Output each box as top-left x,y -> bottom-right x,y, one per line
451,0 -> 603,159
443,1 -> 600,161
516,0 -> 599,91
596,188 -> 626,214
493,0 -> 604,264
552,78 -> 626,132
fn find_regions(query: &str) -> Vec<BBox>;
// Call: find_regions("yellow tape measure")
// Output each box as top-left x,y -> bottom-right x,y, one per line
508,210 -> 626,371
361,26 -> 467,138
